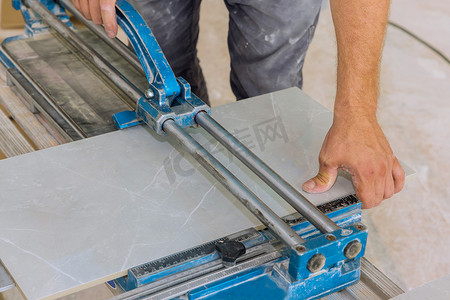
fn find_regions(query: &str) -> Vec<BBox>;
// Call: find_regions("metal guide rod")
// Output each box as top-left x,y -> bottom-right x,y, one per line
25,0 -> 143,102
163,119 -> 305,249
195,112 -> 340,233
58,0 -> 145,75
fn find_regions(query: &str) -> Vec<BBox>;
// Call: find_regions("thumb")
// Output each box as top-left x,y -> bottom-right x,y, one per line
302,165 -> 338,194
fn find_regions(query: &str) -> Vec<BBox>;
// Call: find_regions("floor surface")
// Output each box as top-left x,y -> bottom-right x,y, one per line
1,0 -> 449,298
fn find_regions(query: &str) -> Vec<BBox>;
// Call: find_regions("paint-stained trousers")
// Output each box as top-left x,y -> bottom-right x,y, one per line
131,0 -> 321,105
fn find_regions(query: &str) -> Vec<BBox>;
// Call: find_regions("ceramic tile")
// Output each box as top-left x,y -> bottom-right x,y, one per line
0,88 -> 356,300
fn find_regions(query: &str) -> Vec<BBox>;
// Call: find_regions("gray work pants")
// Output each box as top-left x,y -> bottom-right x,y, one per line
131,0 -> 321,105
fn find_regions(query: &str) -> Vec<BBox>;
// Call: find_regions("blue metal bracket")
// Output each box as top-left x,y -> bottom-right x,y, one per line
288,224 -> 367,281
111,0 -> 210,135
13,0 -> 72,37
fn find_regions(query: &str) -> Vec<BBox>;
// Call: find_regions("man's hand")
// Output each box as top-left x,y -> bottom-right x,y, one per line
72,0 -> 117,38
302,110 -> 405,208
302,0 -> 405,208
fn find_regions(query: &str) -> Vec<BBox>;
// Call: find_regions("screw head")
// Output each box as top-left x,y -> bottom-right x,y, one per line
296,245 -> 306,253
344,240 -> 362,259
355,224 -> 365,231
145,89 -> 155,99
307,253 -> 326,273
326,234 -> 336,241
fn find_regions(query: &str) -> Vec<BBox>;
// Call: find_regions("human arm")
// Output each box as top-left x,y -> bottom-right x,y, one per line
302,0 -> 405,208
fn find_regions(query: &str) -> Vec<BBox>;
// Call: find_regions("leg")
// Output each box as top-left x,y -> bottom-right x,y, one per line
130,0 -> 209,103
224,0 -> 321,99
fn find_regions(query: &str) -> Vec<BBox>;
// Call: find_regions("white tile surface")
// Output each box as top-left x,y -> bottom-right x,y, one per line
0,88 -> 356,300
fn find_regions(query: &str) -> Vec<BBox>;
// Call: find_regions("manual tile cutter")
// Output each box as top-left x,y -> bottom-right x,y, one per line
0,1 -> 372,299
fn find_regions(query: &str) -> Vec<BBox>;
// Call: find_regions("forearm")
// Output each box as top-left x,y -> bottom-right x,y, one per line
303,0 -> 405,208
330,0 -> 390,118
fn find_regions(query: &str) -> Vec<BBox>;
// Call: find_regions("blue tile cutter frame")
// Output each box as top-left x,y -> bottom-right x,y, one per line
3,1 -> 368,299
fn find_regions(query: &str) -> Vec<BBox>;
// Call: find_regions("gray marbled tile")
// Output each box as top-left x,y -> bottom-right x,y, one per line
0,88 -> 355,299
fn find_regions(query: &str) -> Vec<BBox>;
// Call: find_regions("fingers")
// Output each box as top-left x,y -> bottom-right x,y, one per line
89,0 -> 102,24
302,165 -> 338,194
392,158 -> 405,193
381,157 -> 405,201
355,180 -> 375,209
383,158 -> 395,200
100,0 -> 118,38
80,0 -> 92,20
72,0 -> 116,37
375,174 -> 385,202
356,156 -> 405,209
72,0 -> 81,11
305,152 -> 405,209
383,174 -> 395,200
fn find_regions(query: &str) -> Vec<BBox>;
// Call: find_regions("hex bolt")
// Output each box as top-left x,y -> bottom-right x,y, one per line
355,224 -> 365,231
326,234 -> 336,241
307,254 -> 326,273
296,245 -> 306,253
344,240 -> 362,259
145,89 -> 154,99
